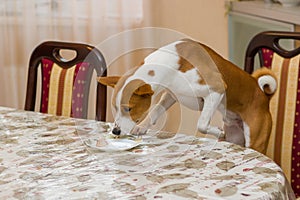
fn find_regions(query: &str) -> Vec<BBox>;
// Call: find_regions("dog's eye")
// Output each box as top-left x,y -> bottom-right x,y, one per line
123,107 -> 131,112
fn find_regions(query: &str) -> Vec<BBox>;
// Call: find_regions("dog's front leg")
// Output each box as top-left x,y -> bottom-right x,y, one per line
197,92 -> 225,138
131,92 -> 176,135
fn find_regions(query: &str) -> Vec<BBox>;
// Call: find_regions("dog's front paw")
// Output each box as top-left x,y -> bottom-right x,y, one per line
130,125 -> 148,136
218,130 -> 226,140
198,123 -> 225,139
210,127 -> 225,139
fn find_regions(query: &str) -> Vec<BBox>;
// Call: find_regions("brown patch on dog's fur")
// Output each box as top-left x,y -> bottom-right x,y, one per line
178,57 -> 194,72
121,79 -> 154,122
178,57 -> 206,85
176,39 -> 226,93
98,64 -> 145,110
148,70 -> 155,76
98,74 -> 154,123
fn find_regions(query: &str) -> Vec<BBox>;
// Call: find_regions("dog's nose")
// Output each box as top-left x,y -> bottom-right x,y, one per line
112,127 -> 121,135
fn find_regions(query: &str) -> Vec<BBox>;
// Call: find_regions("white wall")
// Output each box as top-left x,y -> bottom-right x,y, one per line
148,0 -> 229,57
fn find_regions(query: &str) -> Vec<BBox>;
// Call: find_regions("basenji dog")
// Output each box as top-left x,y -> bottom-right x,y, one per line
98,38 -> 277,154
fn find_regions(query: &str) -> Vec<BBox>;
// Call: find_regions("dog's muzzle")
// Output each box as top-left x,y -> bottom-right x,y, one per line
112,126 -> 121,135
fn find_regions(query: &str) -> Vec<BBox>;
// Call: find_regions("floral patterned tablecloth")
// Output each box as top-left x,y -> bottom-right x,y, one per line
0,107 -> 296,199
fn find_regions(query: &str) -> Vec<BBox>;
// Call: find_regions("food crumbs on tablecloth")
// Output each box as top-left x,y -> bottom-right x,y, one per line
134,136 -> 143,142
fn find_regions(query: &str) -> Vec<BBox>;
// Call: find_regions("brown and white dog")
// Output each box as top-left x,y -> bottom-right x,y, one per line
98,38 -> 277,154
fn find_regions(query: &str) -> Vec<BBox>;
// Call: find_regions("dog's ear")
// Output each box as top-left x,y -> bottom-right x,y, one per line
134,84 -> 154,96
97,76 -> 120,88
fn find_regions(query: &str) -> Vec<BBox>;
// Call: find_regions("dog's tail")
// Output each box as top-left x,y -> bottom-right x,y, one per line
251,67 -> 277,96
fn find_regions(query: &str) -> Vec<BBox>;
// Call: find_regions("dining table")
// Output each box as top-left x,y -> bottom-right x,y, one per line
0,106 -> 296,199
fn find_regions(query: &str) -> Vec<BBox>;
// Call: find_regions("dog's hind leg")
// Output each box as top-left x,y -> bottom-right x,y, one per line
197,92 -> 224,138
223,111 -> 245,146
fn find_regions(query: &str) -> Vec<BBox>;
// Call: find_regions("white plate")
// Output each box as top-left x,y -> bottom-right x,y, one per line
84,137 -> 143,152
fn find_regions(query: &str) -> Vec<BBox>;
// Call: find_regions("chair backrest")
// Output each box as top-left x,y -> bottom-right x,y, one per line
244,31 -> 300,197
25,41 -> 107,121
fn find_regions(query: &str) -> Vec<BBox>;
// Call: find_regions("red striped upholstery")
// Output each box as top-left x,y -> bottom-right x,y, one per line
260,51 -> 300,197
261,48 -> 273,68
40,58 -> 92,118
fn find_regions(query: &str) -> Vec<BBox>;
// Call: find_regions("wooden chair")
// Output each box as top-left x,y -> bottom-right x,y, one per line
25,41 -> 107,121
244,31 -> 300,197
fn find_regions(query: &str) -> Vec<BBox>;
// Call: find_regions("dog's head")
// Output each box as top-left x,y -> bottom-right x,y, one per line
98,75 -> 154,135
